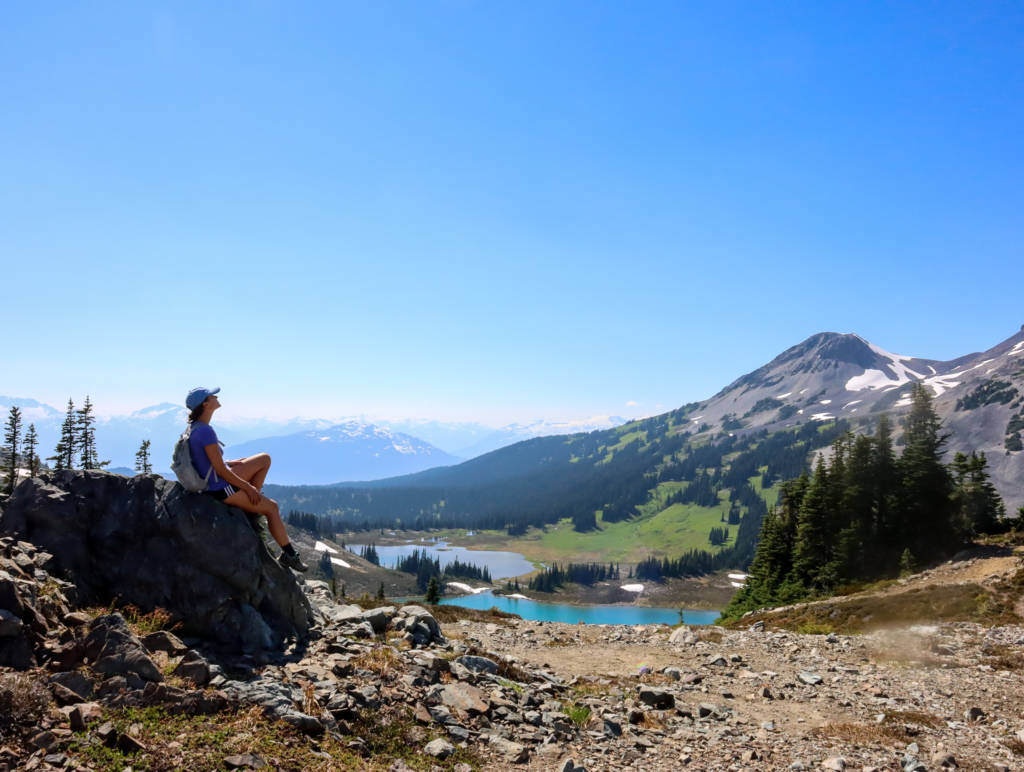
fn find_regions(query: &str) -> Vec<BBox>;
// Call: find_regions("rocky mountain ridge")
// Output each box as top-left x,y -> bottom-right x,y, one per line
687,325 -> 1024,512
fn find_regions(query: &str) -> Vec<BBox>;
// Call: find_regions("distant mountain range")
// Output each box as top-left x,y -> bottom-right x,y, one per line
0,397 -> 625,483
266,324 -> 1024,523
227,422 -> 461,485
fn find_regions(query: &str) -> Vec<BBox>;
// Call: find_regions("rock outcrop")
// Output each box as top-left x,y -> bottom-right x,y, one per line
1,471 -> 313,652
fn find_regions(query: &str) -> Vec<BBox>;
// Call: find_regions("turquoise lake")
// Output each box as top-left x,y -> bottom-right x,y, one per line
348,541 -> 535,579
440,590 -> 720,626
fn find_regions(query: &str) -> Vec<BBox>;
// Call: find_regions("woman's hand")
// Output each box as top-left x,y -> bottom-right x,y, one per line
243,482 -> 261,505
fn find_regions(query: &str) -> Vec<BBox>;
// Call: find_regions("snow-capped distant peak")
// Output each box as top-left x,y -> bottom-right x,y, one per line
129,403 -> 185,419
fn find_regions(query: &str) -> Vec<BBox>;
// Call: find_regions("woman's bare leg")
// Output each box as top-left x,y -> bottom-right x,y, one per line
222,489 -> 289,547
227,454 -> 272,490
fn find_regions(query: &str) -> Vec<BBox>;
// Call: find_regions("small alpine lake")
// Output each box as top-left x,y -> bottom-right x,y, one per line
347,540 -> 536,579
439,590 -> 720,626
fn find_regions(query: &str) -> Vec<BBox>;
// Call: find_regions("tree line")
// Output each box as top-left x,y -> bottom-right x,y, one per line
2,399 -> 158,496
394,548 -> 492,591
723,384 -> 1013,620
527,562 -> 621,592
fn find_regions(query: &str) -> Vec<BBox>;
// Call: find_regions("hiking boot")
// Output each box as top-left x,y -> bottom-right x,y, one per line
279,551 -> 308,572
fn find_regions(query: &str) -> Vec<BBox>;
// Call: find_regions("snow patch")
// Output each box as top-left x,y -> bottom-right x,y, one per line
330,557 -> 351,568
447,582 -> 489,594
730,581 -> 745,588
819,399 -> 832,405
842,400 -> 862,409
1011,341 -> 1024,355
776,392 -> 792,399
799,389 -> 808,395
620,583 -> 644,593
727,573 -> 749,580
810,412 -> 835,421
844,338 -> 963,396
505,593 -> 530,600
314,541 -> 339,554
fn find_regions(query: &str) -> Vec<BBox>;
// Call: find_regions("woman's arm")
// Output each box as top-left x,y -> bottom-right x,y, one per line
204,443 -> 261,504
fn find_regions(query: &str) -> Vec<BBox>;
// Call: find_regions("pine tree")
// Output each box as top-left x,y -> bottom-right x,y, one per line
2,406 -> 23,495
898,384 -> 957,561
23,423 -> 40,478
77,396 -> 106,469
49,398 -> 77,471
318,550 -> 334,580
135,439 -> 152,474
951,451 -> 1005,535
425,576 -> 441,604
375,582 -> 386,601
790,456 -> 837,593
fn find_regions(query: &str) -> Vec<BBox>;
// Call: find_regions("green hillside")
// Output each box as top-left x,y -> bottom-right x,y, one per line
267,408 -> 844,573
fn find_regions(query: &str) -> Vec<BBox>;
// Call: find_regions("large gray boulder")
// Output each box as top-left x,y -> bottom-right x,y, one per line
1,471 -> 313,652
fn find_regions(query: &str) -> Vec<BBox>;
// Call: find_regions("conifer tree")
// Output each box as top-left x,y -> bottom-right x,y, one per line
425,576 -> 441,604
135,439 -> 152,474
23,423 -> 40,478
318,550 -> 334,580
871,414 -> 899,566
898,383 -> 957,561
77,396 -> 103,469
791,456 -> 837,592
375,582 -> 386,601
2,406 -> 22,495
49,398 -> 77,471
951,451 -> 1005,535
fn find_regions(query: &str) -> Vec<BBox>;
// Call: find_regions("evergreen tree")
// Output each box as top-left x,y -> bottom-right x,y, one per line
425,576 -> 441,604
135,439 -> 152,474
790,456 -> 837,592
76,396 -> 107,469
897,383 -> 958,561
951,451 -> 1005,535
317,550 -> 334,580
23,423 -> 40,478
871,414 -> 899,568
375,582 -> 386,601
2,406 -> 22,495
49,398 -> 77,471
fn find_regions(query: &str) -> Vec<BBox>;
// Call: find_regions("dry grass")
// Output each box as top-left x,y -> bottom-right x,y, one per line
65,704 -> 482,771
811,710 -> 942,749
85,603 -> 182,635
1004,738 -> 1024,757
352,644 -> 402,678
425,604 -> 519,625
735,582 -> 1009,633
693,626 -> 723,643
810,722 -> 908,747
462,644 -> 532,683
983,643 -> 1024,671
882,710 -> 943,729
571,680 -> 620,699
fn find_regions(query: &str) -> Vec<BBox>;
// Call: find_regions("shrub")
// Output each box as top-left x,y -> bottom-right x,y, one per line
0,673 -> 52,737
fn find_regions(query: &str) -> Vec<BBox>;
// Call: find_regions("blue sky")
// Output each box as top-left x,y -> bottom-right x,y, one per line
2,1 -> 1022,423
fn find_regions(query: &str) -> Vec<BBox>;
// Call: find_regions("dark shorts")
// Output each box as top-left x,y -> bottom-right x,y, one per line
203,484 -> 236,502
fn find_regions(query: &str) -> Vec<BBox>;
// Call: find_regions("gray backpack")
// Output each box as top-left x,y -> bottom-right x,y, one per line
171,424 -> 213,492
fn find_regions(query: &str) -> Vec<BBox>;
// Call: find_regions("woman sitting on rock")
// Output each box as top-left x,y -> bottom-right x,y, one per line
185,386 -> 308,572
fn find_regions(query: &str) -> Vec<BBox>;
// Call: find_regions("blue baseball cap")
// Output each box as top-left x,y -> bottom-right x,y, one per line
186,386 -> 220,410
